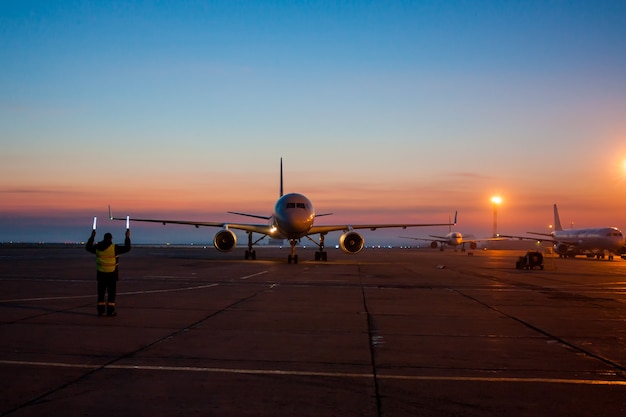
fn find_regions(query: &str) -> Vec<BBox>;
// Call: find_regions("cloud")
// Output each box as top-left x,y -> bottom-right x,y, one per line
0,188 -> 81,194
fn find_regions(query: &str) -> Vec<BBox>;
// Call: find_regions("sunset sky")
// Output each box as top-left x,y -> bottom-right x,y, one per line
2,1 -> 626,245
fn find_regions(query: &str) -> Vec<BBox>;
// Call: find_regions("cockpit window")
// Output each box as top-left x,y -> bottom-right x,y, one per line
286,202 -> 307,209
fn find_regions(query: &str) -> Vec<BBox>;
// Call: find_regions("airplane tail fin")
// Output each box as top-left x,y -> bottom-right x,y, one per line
553,204 -> 563,231
280,157 -> 283,197
448,211 -> 458,232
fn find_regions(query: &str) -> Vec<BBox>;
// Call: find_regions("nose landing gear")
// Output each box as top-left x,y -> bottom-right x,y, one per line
288,239 -> 299,264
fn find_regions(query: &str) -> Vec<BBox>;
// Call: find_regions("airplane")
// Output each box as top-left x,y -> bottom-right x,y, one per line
109,159 -> 456,264
400,216 -> 506,251
400,230 -> 506,252
501,204 -> 626,260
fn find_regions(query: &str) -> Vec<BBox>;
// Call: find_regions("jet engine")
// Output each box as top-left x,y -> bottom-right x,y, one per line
430,241 -> 438,249
339,231 -> 364,254
213,229 -> 237,252
554,243 -> 569,256
469,242 -> 477,250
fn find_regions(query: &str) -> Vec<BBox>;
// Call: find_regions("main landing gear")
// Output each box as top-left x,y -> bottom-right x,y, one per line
314,251 -> 328,261
243,232 -> 330,264
244,232 -> 263,260
307,233 -> 328,262
289,233 -> 329,264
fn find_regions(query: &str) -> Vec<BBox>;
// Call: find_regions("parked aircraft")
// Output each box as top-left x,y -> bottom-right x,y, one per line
109,159 -> 455,263
400,230 -> 505,251
502,204 -> 626,260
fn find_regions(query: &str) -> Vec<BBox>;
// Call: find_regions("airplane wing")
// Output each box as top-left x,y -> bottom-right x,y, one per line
498,234 -> 555,243
399,235 -> 508,244
110,206 -> 456,239
524,232 -> 588,247
499,233 -> 595,249
461,236 -> 509,243
109,208 -> 273,235
308,216 -> 457,236
398,235 -> 448,243
307,211 -> 458,235
111,214 -> 455,237
527,232 -> 554,238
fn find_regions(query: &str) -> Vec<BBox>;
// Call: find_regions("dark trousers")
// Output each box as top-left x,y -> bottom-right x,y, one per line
97,271 -> 118,315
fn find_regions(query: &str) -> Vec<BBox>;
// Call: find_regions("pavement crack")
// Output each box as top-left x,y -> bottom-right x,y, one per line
451,287 -> 626,375
358,264 -> 383,417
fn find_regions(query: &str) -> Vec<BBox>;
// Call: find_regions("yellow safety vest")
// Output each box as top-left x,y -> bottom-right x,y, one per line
96,244 -> 117,273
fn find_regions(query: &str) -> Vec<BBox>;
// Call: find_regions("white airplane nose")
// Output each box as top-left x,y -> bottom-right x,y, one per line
280,211 -> 314,234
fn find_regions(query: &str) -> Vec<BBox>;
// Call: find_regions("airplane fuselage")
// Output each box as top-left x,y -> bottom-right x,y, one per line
446,232 -> 463,246
553,227 -> 624,254
272,193 -> 315,239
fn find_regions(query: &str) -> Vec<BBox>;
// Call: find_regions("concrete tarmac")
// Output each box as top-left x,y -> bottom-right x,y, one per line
1,245 -> 626,416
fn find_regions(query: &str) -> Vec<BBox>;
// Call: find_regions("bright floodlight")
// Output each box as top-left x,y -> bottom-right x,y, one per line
491,196 -> 502,205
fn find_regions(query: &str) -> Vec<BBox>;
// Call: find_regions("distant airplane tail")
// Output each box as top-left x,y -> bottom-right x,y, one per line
280,157 -> 283,197
447,211 -> 458,232
553,204 -> 563,231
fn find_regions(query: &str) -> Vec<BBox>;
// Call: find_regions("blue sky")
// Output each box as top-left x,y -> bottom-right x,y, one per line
1,1 -> 625,245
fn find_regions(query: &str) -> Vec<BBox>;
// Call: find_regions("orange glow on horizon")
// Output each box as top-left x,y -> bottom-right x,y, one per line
3,166 -> 626,239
